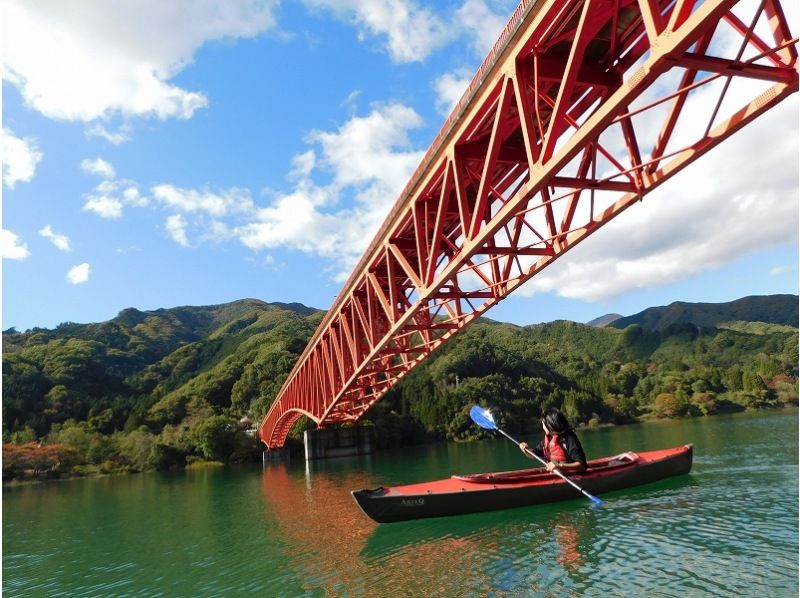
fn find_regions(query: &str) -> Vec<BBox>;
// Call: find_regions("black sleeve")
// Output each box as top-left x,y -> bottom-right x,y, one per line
562,432 -> 587,466
532,440 -> 545,459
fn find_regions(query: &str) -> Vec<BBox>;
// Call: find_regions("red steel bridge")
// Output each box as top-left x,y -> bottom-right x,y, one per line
260,0 -> 798,449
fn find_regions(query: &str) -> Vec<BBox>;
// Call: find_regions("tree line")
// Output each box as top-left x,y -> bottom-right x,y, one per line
3,299 -> 797,481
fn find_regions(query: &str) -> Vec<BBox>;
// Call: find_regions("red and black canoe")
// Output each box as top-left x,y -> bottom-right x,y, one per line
352,444 -> 692,523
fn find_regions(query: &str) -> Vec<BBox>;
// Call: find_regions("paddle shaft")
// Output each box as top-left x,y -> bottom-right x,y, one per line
494,427 -> 602,504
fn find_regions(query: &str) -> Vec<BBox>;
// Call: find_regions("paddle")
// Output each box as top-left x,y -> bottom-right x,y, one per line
469,405 -> 604,506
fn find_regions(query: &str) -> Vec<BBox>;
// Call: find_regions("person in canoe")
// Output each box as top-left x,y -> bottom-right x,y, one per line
519,407 -> 587,473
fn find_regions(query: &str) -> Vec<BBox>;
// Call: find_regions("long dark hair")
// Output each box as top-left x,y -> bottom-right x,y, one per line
542,407 -> 572,434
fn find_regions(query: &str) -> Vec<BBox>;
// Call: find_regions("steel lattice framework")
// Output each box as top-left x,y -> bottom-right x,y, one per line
260,0 -> 798,449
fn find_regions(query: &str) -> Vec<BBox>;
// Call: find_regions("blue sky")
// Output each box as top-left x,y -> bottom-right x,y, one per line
2,0 -> 798,332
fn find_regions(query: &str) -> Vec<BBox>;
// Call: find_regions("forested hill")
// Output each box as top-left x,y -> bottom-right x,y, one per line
609,294 -> 798,331
2,295 -> 798,478
3,300 -> 324,444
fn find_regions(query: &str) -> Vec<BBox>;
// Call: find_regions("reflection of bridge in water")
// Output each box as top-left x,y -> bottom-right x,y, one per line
259,460 -> 588,594
260,0 -> 798,448
259,461 -> 483,594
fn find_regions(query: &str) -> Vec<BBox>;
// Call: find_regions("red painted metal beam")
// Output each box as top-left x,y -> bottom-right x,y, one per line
260,0 -> 798,448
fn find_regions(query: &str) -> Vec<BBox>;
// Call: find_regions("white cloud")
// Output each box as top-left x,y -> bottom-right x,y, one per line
237,192 -> 344,254
85,123 -> 133,145
341,89 -> 362,112
769,265 -> 794,277
81,157 -> 116,179
3,0 -> 278,122
122,186 -> 149,207
517,97 -> 799,302
165,214 -> 190,247
235,103 -> 425,274
309,103 -> 423,195
83,195 -> 124,219
290,150 -> 316,180
2,127 -> 43,188
203,220 -> 232,242
1,229 -> 31,260
152,184 -> 254,217
81,178 -> 147,219
39,225 -> 72,252
433,69 -> 471,115
455,0 -> 508,57
303,0 -> 450,62
67,263 -> 91,284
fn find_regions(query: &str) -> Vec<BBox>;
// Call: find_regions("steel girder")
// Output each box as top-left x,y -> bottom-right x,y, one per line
260,0 -> 798,448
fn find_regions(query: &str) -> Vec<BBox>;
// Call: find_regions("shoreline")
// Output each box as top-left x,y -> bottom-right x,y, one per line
5,404 -> 796,488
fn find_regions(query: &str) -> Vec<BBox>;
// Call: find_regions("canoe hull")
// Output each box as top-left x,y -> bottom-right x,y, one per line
352,444 -> 692,523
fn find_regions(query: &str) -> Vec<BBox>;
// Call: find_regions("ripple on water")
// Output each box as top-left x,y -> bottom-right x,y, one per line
3,410 -> 799,597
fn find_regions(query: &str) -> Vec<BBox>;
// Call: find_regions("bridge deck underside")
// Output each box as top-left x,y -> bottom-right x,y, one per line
261,0 -> 798,448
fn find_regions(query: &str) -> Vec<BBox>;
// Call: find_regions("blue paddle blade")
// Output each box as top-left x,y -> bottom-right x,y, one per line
469,405 -> 497,430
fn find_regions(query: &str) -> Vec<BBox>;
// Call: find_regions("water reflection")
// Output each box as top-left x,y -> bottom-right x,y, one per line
262,457 -> 609,595
555,523 -> 582,571
4,410 -> 796,596
259,411 -> 797,595
261,454 -> 712,595
260,461 -> 376,593
263,460 -> 518,595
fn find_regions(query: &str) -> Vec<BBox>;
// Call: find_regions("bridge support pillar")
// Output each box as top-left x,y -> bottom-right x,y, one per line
304,426 -> 375,460
262,448 -> 290,465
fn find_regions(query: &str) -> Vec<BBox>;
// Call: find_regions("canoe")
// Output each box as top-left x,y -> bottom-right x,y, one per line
352,444 -> 692,523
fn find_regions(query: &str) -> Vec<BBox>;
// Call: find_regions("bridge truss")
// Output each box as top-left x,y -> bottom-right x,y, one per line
260,0 -> 798,448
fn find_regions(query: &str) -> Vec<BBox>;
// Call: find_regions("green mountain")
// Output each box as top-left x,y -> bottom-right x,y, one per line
587,313 -> 623,327
3,295 -> 797,480
3,299 -> 323,441
609,294 -> 798,331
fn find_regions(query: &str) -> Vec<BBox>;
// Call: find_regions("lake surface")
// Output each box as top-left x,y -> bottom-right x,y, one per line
4,409 -> 798,597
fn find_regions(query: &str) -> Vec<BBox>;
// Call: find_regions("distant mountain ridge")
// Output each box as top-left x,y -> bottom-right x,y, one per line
587,313 -> 623,327
609,294 -> 798,331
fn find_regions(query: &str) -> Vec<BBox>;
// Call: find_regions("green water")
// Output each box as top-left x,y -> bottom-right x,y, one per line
4,409 -> 798,597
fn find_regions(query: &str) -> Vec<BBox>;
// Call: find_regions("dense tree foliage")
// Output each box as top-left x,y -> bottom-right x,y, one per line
2,296 -> 797,481
2,300 -> 321,480
610,294 -> 798,331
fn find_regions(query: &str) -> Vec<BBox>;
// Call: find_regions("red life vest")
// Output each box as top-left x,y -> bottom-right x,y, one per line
543,434 -> 569,463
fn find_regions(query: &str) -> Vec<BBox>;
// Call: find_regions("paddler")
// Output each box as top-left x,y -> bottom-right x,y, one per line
519,407 -> 587,472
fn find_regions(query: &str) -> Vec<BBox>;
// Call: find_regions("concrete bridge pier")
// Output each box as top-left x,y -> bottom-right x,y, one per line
262,448 -> 290,465
304,425 -> 375,460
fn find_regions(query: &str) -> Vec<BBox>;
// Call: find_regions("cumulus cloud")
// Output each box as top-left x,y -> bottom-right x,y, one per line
455,0 -> 508,57
80,164 -> 149,218
122,186 -> 149,207
81,157 -> 116,179
433,69 -> 472,115
39,225 -> 72,252
152,185 -> 254,217
429,2 -> 513,119
85,123 -> 133,145
83,195 -> 124,219
290,150 -> 316,180
234,103 -> 425,273
2,127 -> 43,188
310,103 -> 423,192
165,214 -> 190,247
303,0 -> 450,62
2,0 -> 278,122
67,262 -> 91,284
1,229 -> 31,260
